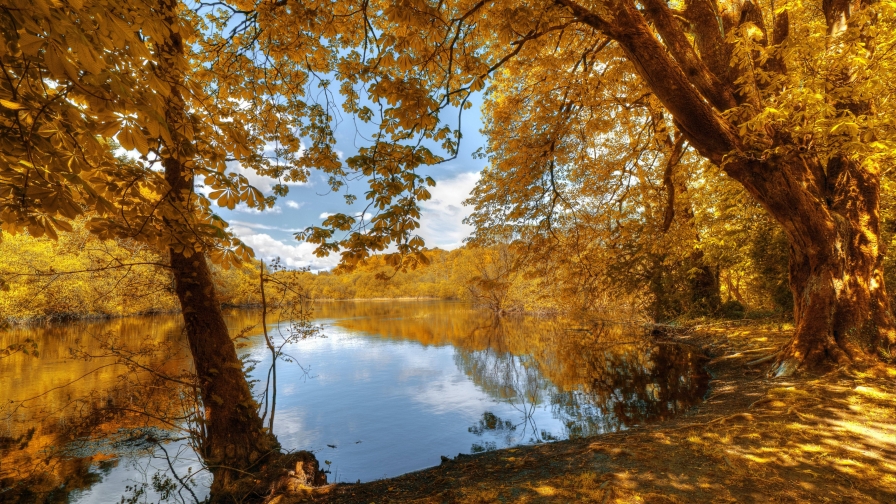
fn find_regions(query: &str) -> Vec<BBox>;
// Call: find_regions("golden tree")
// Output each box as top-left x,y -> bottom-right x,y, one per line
290,0 -> 896,374
0,0 -> 327,496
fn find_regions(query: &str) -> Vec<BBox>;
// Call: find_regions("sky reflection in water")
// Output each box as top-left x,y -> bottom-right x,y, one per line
1,300 -> 709,502
238,300 -> 709,482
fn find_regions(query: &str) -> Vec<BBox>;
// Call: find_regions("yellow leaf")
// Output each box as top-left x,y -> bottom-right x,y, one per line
118,129 -> 135,151
0,99 -> 25,110
96,121 -> 121,137
130,127 -> 149,155
397,54 -> 414,72
17,32 -> 44,56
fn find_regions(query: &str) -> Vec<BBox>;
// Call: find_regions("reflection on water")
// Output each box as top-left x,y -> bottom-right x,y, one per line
1,300 -> 708,502
0,317 -> 201,503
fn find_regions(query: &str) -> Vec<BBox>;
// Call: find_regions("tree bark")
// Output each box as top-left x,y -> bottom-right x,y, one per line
730,154 -> 896,374
168,247 -> 279,489
154,0 -> 281,497
730,0 -> 895,373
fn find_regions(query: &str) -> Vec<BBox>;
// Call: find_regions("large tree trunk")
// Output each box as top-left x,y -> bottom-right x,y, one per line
168,248 -> 280,489
553,0 -> 896,373
154,0 -> 283,497
729,153 -> 896,374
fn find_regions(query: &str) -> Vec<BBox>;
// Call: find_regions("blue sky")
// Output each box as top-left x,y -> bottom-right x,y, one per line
216,95 -> 488,271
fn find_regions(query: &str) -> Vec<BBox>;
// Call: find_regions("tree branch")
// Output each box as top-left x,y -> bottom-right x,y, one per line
558,0 -> 742,162
639,0 -> 737,111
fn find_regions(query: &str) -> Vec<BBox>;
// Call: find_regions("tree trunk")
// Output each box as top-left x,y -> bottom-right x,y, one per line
688,250 -> 720,316
168,248 -> 280,490
729,153 -> 896,374
154,0 -> 281,497
553,0 -> 896,372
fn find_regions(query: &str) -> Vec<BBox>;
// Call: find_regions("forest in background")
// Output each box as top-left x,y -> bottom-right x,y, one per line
9,189 -> 894,323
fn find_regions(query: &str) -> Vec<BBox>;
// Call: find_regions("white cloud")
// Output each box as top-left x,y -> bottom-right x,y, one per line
227,219 -> 334,270
285,200 -> 303,209
237,232 -> 341,271
233,203 -> 282,214
417,172 -> 480,249
226,153 -> 309,194
227,220 -> 303,233
224,171 -> 481,272
317,211 -> 370,221
232,165 -> 285,194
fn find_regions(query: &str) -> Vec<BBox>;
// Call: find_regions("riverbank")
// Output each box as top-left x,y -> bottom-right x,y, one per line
313,297 -> 447,302
287,322 -> 896,503
0,298 -> 457,326
0,308 -> 181,327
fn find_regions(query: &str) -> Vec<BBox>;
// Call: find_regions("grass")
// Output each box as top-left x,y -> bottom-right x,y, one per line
284,322 -> 896,503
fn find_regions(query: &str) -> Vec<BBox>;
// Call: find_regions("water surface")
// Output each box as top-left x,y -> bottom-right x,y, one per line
0,301 -> 709,502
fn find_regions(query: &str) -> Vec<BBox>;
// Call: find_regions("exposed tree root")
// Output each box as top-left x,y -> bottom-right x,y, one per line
745,354 -> 777,366
212,451 -> 328,504
771,333 -> 856,377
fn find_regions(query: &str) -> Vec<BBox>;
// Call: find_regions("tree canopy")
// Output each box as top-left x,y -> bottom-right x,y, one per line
0,0 -> 328,266
285,0 -> 896,373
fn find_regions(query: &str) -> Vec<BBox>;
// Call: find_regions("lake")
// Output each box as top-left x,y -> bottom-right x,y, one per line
0,300 -> 709,502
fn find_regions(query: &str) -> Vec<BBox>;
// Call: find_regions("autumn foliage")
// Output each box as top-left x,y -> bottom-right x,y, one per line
2,2 -> 896,497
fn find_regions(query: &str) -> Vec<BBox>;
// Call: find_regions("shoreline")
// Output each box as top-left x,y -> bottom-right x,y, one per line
0,308 -> 182,328
288,321 -> 896,503
312,297 -> 449,302
0,298 -> 461,327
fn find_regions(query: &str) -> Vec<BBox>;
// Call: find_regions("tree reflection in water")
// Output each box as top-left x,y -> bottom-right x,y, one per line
453,317 -> 709,447
1,302 -> 710,501
456,348 -> 550,451
0,316 -> 202,503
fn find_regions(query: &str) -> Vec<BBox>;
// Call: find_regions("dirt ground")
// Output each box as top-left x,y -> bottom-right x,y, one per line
283,323 -> 896,503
